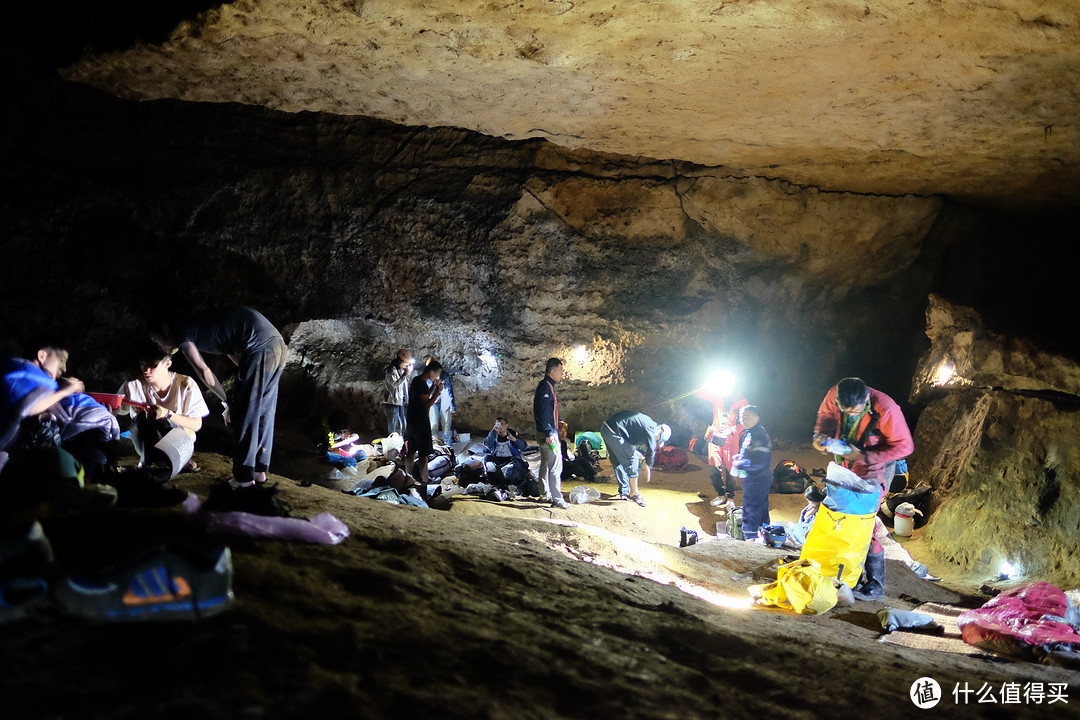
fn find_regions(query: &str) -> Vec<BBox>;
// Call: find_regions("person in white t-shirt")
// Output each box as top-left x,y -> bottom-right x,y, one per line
117,343 -> 210,480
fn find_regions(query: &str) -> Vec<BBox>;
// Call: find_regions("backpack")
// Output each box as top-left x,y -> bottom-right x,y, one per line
772,460 -> 812,494
516,478 -> 541,498
454,459 -> 486,484
500,457 -> 531,484
727,506 -> 744,540
573,431 -> 607,459
654,445 -> 690,470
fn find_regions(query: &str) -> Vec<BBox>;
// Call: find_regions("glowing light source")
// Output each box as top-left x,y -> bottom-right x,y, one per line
999,561 -> 1014,580
702,369 -> 736,398
931,360 -> 955,386
572,344 -> 589,364
479,350 -> 498,369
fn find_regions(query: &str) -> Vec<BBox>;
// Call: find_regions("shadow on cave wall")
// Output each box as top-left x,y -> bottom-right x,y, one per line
3,73 -> 1079,444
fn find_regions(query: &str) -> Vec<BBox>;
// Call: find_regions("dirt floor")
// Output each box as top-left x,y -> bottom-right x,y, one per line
3,435 -> 1079,719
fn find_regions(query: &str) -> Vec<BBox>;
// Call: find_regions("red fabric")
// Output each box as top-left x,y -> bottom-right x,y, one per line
958,582 -> 1080,652
813,385 -> 913,492
654,445 -> 690,470
695,391 -> 748,470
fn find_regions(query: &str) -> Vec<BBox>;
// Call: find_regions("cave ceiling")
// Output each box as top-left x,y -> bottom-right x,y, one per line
49,0 -> 1080,207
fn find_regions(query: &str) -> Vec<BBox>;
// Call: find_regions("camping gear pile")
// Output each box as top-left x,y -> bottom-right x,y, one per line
958,582 -> 1080,668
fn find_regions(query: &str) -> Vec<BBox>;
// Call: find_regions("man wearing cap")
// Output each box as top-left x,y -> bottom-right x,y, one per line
813,376 -> 913,600
600,410 -> 671,507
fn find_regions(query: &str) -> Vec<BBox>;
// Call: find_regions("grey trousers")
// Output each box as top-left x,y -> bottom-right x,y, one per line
233,338 -> 287,483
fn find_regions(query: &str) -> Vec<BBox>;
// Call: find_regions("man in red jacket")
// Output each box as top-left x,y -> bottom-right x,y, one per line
813,377 -> 913,600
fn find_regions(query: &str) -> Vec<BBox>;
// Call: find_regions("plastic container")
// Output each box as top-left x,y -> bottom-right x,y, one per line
823,437 -> 852,455
86,392 -> 125,410
893,512 -> 914,537
893,501 -> 921,537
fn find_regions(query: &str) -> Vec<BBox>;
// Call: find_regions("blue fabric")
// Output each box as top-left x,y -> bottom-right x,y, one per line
384,403 -> 405,437
603,411 -> 661,466
231,335 -> 287,483
484,429 -> 525,458
533,376 -> 558,435
740,470 -> 772,539
1,358 -> 56,415
601,422 -> 640,496
176,307 -> 283,357
823,486 -> 879,515
737,423 -> 772,475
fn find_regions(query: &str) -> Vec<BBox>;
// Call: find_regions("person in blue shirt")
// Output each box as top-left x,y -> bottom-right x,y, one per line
0,336 -> 119,479
533,358 -> 568,509
484,416 -> 526,467
731,405 -> 772,540
600,410 -> 671,507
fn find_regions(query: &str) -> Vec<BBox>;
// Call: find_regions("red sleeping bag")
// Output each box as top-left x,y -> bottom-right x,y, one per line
653,445 -> 690,470
957,582 -> 1080,668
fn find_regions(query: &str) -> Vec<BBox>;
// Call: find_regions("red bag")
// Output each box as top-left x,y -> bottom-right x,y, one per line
654,446 -> 690,470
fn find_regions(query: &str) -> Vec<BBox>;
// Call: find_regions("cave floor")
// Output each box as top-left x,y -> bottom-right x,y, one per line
3,436 -> 1078,719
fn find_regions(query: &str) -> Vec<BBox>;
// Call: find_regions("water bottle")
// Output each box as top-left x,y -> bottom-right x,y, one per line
823,437 -> 852,455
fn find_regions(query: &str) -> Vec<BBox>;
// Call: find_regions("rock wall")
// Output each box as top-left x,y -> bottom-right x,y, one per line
910,295 -> 1080,587
4,80 -> 942,440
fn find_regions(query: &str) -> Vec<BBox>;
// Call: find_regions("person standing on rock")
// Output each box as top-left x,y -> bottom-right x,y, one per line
533,357 -> 570,509
152,306 -> 287,488
732,405 -> 772,540
600,410 -> 671,508
812,376 -> 913,600
404,359 -> 443,486
425,357 -> 455,445
383,349 -> 414,438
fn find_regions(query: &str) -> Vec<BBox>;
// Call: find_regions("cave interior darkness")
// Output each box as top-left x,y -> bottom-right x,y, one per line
6,2 -> 1080,436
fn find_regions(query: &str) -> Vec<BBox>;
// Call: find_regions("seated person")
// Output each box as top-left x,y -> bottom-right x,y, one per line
116,342 -> 209,481
326,409 -> 362,458
0,336 -> 119,480
559,421 -> 598,481
484,417 -> 526,467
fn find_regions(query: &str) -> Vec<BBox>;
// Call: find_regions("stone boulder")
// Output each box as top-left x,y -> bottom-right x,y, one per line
911,295 -> 1080,587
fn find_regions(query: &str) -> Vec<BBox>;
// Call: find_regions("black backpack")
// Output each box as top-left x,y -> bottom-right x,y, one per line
772,460 -> 812,494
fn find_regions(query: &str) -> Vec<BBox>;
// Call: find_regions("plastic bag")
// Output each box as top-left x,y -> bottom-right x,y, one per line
751,559 -> 838,615
569,486 -> 601,504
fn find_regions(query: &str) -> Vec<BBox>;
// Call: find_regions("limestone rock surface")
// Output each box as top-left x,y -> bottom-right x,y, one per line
911,296 -> 1080,587
59,0 -> 1080,205
1,90 -> 941,439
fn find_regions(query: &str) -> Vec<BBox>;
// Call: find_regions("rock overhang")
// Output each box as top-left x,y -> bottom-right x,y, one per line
47,0 -> 1080,207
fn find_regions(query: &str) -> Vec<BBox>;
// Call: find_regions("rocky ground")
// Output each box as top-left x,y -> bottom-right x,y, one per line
3,437 -> 1079,719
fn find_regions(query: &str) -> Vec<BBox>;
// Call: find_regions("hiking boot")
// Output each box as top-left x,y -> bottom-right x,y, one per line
629,494 -> 646,507
551,499 -> 571,510
709,495 -> 728,507
852,550 -> 886,601
53,544 -> 234,622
